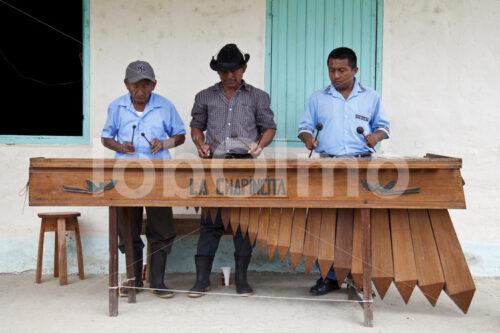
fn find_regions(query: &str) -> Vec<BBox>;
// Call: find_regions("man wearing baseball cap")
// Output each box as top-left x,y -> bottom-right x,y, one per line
101,60 -> 186,298
188,44 -> 276,297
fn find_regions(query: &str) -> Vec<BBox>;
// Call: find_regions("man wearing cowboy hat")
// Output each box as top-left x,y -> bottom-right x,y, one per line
188,44 -> 276,297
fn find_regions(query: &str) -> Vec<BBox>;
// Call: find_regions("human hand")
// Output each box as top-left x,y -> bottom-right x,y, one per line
248,142 -> 263,157
121,141 -> 135,154
305,137 -> 319,151
150,138 -> 164,155
364,134 -> 379,148
196,142 -> 211,158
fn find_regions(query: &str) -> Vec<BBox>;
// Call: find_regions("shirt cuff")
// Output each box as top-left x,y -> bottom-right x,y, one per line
297,127 -> 314,136
100,131 -> 115,139
375,126 -> 390,138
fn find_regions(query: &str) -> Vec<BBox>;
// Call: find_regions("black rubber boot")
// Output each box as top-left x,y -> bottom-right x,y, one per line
150,244 -> 173,298
188,255 -> 214,298
234,254 -> 253,296
120,248 -> 144,297
309,277 -> 340,296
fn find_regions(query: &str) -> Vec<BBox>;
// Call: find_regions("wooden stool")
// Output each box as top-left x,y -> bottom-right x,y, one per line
36,212 -> 84,285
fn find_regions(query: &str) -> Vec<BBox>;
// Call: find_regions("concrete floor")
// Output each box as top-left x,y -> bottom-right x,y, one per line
1,272 -> 499,332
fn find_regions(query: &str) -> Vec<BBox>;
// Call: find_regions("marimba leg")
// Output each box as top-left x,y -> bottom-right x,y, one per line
109,207 -> 119,317
123,208 -> 136,303
361,208 -> 373,327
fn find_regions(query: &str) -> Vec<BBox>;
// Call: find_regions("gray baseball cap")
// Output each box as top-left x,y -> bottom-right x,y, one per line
125,60 -> 156,83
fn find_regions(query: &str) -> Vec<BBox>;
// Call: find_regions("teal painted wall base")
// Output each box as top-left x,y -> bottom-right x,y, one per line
1,236 -> 499,277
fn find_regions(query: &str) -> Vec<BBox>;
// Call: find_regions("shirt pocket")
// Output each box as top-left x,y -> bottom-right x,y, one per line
354,112 -> 371,134
143,114 -> 167,140
317,100 -> 335,125
238,102 -> 257,124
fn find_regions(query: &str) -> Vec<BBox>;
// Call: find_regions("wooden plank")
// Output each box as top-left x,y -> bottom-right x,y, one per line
318,208 -> 336,280
221,208 -> 231,230
429,209 -> 476,314
257,208 -> 270,253
36,219 -> 45,283
409,209 -> 445,306
351,209 -> 363,290
41,218 -> 60,278
267,208 -> 282,260
72,217 -> 85,280
209,208 -> 219,223
29,158 -> 466,210
57,218 -> 67,286
122,208 -> 136,303
109,207 -> 118,316
302,208 -> 322,273
390,209 -> 417,304
54,227 -> 59,277
201,207 -> 209,221
229,208 -> 240,236
285,0 -> 298,140
361,208 -> 373,327
289,208 -> 307,270
277,208 -> 293,262
239,208 -> 250,236
371,209 -> 394,299
247,208 -> 260,245
29,157 -> 465,170
333,208 -> 354,285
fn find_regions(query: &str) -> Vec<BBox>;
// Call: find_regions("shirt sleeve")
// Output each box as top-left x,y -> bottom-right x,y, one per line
164,103 -> 187,137
297,94 -> 318,137
369,95 -> 390,138
189,92 -> 208,131
254,91 -> 276,132
101,104 -> 118,139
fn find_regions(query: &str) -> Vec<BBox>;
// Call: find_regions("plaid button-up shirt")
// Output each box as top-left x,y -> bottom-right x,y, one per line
190,81 -> 276,155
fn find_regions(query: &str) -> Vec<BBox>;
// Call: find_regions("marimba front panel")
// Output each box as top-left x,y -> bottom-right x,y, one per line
29,158 -> 465,209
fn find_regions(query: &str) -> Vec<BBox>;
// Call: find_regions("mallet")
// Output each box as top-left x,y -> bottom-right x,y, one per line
356,127 -> 376,152
308,123 -> 323,158
131,125 -> 136,142
141,132 -> 152,146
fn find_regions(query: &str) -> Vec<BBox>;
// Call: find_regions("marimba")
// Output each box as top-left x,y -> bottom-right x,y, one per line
29,156 -> 474,327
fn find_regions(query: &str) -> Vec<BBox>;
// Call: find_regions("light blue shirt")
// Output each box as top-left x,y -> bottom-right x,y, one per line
101,92 -> 186,159
297,79 -> 390,156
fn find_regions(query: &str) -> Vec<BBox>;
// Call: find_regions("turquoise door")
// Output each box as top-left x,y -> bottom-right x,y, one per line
265,0 -> 383,146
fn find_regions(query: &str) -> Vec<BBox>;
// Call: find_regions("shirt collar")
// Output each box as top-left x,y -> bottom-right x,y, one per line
118,92 -> 160,114
214,80 -> 249,92
324,78 -> 364,98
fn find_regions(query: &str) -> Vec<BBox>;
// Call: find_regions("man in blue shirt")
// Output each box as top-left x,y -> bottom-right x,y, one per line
102,60 -> 186,298
298,47 -> 390,295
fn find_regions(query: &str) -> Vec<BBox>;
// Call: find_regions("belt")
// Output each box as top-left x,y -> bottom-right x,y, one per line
319,152 -> 372,159
210,153 -> 253,159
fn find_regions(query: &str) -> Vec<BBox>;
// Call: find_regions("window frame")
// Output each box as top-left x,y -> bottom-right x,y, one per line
0,0 -> 90,145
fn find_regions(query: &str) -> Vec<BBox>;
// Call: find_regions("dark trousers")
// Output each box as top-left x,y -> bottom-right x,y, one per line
196,208 -> 253,257
117,206 -> 175,254
196,152 -> 254,257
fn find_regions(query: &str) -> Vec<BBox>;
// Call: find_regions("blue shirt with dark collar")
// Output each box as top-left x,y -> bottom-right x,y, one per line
297,79 -> 390,156
102,92 -> 186,159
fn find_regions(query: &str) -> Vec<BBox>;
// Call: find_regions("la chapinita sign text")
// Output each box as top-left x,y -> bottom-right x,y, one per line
189,177 -> 287,197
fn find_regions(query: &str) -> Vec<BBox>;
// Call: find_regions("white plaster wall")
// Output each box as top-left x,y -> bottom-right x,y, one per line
90,0 -> 268,159
1,0 -> 499,274
0,0 -> 267,245
382,0 -> 500,243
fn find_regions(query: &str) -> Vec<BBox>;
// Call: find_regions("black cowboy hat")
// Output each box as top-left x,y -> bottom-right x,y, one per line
210,44 -> 250,71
